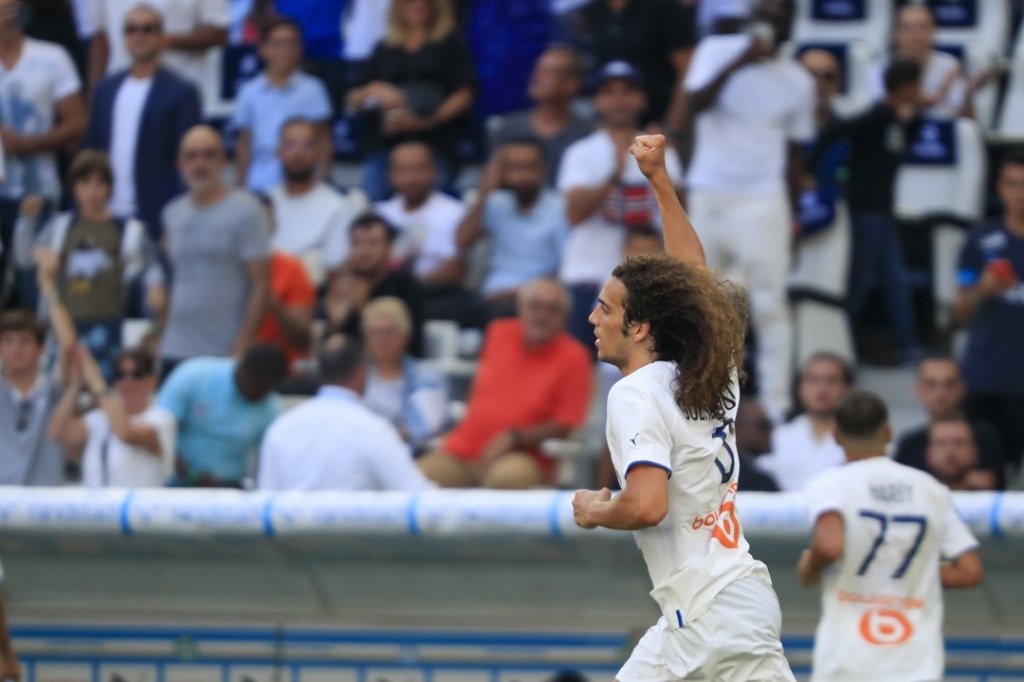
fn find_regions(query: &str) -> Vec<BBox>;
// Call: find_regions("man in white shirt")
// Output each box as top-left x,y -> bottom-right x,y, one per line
267,117 -> 360,286
684,0 -> 814,420
757,352 -> 852,491
799,390 -> 983,682
557,61 -> 684,348
258,335 -> 434,492
572,135 -> 795,680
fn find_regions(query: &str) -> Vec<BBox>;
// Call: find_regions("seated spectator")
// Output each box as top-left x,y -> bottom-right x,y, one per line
157,343 -> 286,487
273,0 -> 350,111
756,352 -> 852,491
159,126 -> 271,376
361,297 -> 447,451
50,345 -> 175,488
258,335 -> 434,491
953,149 -> 1024,471
0,310 -> 65,485
345,0 -> 475,201
734,397 -> 779,492
925,416 -> 997,491
233,17 -> 332,193
896,356 -> 1006,487
418,278 -> 593,489
488,44 -> 592,186
16,151 -> 161,379
325,213 -> 424,356
267,118 -> 360,286
457,137 -> 568,321
84,3 -> 201,242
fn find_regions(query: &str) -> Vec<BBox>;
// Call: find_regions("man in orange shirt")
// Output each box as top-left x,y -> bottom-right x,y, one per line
418,277 -> 594,489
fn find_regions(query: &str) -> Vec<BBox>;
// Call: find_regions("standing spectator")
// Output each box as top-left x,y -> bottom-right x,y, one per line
267,118 -> 359,286
457,137 -> 568,320
925,417 -> 996,491
259,335 -> 433,492
345,0 -> 475,201
488,44 -> 592,187
0,309 -> 64,485
361,297 -> 447,451
233,17 -> 332,193
734,397 -> 779,492
801,49 -> 842,132
418,278 -> 593,489
157,343 -> 285,487
0,0 -> 86,304
557,61 -> 683,348
0,562 -> 18,682
274,0 -> 349,111
89,0 -> 228,95
159,126 -> 270,375
84,3 -> 201,242
684,0 -> 814,419
954,149 -> 1024,470
806,60 -> 926,364
26,0 -> 85,82
756,352 -> 852,491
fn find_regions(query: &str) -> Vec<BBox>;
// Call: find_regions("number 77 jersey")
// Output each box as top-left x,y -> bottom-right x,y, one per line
804,457 -> 979,682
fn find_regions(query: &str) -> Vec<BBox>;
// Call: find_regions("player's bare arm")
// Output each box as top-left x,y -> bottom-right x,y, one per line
940,549 -> 984,588
798,511 -> 845,586
573,466 -> 669,531
630,134 -> 706,268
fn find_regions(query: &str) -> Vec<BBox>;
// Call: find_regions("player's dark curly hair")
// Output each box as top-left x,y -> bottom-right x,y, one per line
612,254 -> 747,421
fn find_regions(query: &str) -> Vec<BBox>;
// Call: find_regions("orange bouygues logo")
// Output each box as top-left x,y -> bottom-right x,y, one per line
693,484 -> 742,549
859,608 -> 914,646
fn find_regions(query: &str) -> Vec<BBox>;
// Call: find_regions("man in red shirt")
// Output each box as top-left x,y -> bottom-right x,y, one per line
419,277 -> 594,488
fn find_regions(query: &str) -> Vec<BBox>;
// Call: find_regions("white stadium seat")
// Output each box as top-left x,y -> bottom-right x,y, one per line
915,0 -> 1011,63
895,117 -> 986,221
793,0 -> 894,57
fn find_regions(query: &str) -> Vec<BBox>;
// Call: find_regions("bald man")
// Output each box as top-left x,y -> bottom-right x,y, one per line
158,125 -> 271,377
800,49 -> 842,130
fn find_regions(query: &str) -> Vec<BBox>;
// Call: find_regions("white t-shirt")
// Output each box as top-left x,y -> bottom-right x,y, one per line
685,34 -> 815,193
756,415 -> 846,492
557,130 -> 684,285
82,405 -> 176,488
872,50 -> 966,120
375,192 -> 466,280
268,182 -> 359,283
344,0 -> 392,61
607,361 -> 766,627
109,75 -> 153,217
92,0 -> 229,89
0,39 -> 81,200
804,457 -> 978,682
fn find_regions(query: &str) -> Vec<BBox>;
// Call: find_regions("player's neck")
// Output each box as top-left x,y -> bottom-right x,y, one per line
844,449 -> 885,463
619,351 -> 658,377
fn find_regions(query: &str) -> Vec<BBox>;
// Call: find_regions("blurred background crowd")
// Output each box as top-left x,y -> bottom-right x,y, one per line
0,0 -> 1022,496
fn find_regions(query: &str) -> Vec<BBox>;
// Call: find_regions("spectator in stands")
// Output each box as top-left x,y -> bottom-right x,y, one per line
159,126 -> 270,376
0,0 -> 86,306
418,278 -> 593,489
0,567 -> 17,681
0,310 -> 65,485
734,397 -> 779,492
267,118 -> 360,287
488,45 -> 592,188
258,335 -> 433,491
345,0 -> 476,201
84,3 -> 201,242
896,356 -> 1005,487
158,343 -> 285,487
361,297 -> 447,451
557,60 -> 684,348
924,416 -> 996,491
375,141 -> 471,324
233,17 -> 333,193
16,151 -> 161,379
684,0 -> 813,420
89,0 -> 229,95
801,49 -> 842,132
26,0 -> 85,81
275,0 -> 349,112
326,213 -> 424,356
806,59 -> 926,364
457,137 -> 568,321
954,149 -> 1024,470
756,352 -> 852,491
50,344 -> 175,488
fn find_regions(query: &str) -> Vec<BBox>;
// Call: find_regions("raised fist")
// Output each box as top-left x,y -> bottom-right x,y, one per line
630,134 -> 667,179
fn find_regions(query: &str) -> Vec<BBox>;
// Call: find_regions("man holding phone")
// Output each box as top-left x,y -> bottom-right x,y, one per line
954,149 -> 1024,475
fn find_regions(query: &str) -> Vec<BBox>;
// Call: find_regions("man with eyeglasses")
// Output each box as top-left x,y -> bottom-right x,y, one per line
84,3 -> 201,243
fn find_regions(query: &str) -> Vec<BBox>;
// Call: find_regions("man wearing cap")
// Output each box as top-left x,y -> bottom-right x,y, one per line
556,60 -> 685,349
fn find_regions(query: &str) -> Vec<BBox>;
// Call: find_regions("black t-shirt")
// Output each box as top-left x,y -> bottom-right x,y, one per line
894,419 -> 1007,488
338,268 -> 425,357
579,0 -> 696,123
738,453 -> 780,492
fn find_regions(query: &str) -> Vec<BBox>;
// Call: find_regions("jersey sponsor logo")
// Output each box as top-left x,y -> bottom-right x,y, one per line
858,608 -> 914,646
691,483 -> 743,549
837,591 -> 924,610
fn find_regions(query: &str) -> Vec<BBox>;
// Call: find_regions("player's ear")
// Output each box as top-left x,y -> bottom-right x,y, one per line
632,320 -> 652,343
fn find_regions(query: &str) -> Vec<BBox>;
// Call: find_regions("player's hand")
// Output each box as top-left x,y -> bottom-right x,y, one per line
572,488 -> 611,529
630,134 -> 667,180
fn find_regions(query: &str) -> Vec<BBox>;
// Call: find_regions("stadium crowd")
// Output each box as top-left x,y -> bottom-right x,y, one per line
0,0 -> 1021,494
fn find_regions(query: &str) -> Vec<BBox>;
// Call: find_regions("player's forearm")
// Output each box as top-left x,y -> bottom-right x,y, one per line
650,171 -> 704,267
235,276 -> 269,348
166,26 -> 228,52
587,493 -> 665,531
941,551 -> 983,588
798,548 -> 835,586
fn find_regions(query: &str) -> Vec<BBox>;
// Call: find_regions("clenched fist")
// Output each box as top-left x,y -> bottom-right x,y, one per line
630,134 -> 667,180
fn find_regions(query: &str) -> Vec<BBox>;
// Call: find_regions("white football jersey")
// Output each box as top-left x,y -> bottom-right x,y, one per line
607,361 -> 768,628
805,457 -> 979,682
